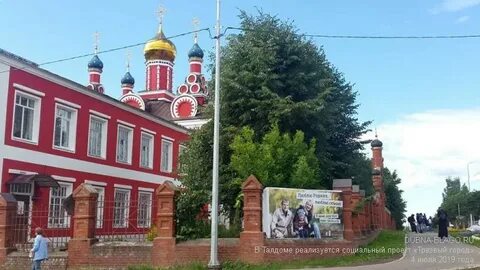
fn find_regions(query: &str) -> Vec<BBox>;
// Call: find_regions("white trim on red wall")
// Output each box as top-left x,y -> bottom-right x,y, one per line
8,169 -> 37,175
114,183 -> 132,190
138,187 -> 154,192
117,119 -> 136,128
140,127 -> 156,135
2,144 -> 179,185
13,83 -> 45,97
54,98 -> 81,109
51,175 -> 76,183
84,180 -> 107,186
0,61 -> 10,187
89,109 -> 111,120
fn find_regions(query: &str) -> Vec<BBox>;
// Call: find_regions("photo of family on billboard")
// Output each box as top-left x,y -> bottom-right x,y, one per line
263,187 -> 344,240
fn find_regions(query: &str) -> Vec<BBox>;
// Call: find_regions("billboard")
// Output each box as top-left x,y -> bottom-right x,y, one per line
263,187 -> 344,240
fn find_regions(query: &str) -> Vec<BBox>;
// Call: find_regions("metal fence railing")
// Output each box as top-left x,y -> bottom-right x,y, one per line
94,197 -> 154,243
10,205 -> 72,252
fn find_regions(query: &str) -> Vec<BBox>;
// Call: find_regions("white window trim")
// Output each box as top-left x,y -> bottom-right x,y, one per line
117,119 -> 136,128
54,98 -> 81,109
116,125 -> 134,165
161,135 -> 175,141
87,115 -> 108,159
13,83 -> 45,97
91,185 -> 105,229
140,127 -> 156,135
52,103 -> 78,153
47,181 -> 73,229
85,180 -> 107,187
8,169 -> 37,175
138,187 -> 154,192
89,109 -> 111,119
137,191 -> 152,228
51,175 -> 76,183
114,183 -> 132,190
160,139 -> 173,173
113,188 -> 131,228
11,90 -> 42,145
140,132 -> 154,169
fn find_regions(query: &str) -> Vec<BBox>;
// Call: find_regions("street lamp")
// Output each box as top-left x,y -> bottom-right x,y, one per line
208,0 -> 222,269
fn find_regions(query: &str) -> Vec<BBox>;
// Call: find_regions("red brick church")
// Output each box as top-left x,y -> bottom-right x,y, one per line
0,15 -> 208,245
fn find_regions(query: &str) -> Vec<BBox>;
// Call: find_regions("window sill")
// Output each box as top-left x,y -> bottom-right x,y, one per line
11,136 -> 38,146
140,165 -> 154,170
53,146 -> 76,153
116,160 -> 132,165
87,154 -> 107,160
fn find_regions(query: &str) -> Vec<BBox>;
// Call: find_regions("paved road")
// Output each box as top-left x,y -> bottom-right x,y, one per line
307,232 -> 480,270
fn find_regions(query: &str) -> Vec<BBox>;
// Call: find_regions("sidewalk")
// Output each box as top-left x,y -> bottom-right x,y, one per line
302,232 -> 480,270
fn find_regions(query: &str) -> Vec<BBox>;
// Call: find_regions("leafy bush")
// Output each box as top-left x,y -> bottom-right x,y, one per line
146,225 -> 157,241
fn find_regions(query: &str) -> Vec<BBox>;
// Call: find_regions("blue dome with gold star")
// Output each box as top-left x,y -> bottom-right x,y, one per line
121,71 -> 135,85
188,43 -> 204,59
88,55 -> 104,69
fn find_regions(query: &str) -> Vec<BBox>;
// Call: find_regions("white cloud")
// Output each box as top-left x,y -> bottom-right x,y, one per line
363,108 -> 480,217
456,15 -> 471,23
431,0 -> 480,13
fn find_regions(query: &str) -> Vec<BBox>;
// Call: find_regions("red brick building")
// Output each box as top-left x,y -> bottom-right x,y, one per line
0,18 -> 208,245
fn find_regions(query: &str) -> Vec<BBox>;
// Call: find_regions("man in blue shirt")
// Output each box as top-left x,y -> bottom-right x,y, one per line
30,227 -> 48,270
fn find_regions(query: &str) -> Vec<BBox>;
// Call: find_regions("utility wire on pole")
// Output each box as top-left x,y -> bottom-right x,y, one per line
208,0 -> 221,269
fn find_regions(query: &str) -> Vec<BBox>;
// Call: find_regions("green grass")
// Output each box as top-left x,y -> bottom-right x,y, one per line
450,231 -> 480,248
128,230 -> 406,270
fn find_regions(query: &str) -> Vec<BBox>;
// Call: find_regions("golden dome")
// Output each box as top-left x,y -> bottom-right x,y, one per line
144,26 -> 176,61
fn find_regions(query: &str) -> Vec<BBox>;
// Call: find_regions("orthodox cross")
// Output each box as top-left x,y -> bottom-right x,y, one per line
94,31 -> 100,54
126,51 -> 131,72
192,17 -> 200,43
156,6 -> 167,25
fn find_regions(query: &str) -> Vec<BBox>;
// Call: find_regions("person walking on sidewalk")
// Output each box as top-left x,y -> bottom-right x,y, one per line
30,227 -> 49,270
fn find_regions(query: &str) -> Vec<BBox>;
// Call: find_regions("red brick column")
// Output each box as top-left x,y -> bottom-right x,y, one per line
0,194 -> 17,264
358,190 -> 366,235
152,181 -> 177,267
364,201 -> 371,233
68,184 -> 99,267
351,185 -> 362,238
333,179 -> 354,241
239,175 -> 265,264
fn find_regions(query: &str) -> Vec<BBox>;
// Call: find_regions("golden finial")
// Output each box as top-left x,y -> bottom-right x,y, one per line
192,17 -> 200,43
94,31 -> 100,54
156,5 -> 167,32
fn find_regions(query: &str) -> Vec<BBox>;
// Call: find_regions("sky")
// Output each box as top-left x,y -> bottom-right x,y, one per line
1,0 -> 480,220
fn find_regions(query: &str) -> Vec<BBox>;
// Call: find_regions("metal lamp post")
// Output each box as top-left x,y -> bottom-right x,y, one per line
208,0 -> 222,269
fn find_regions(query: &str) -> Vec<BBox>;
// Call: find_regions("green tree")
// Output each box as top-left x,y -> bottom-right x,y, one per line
176,11 -> 376,238
382,168 -> 407,229
439,177 -> 473,227
230,124 -> 323,189
217,11 -> 370,188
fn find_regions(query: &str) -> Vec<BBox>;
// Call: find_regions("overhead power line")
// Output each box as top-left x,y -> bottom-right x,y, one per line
3,26 -> 480,75
0,28 -> 210,74
224,26 -> 480,39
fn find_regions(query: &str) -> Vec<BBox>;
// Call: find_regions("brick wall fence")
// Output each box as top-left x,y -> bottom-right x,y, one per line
0,176 -> 395,269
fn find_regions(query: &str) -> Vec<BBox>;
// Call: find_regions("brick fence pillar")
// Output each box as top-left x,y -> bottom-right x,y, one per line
152,181 -> 177,267
333,179 -> 354,241
0,194 -> 17,264
239,175 -> 264,264
68,183 -> 98,267
351,185 -> 361,238
358,190 -> 366,235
